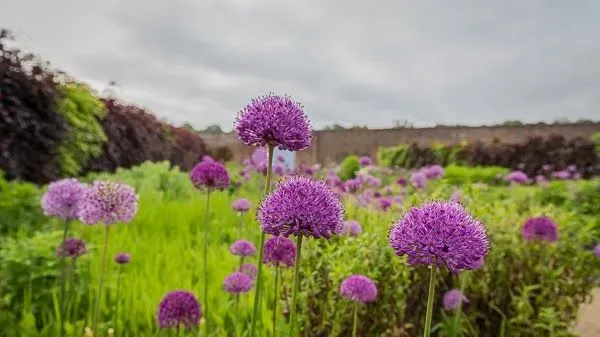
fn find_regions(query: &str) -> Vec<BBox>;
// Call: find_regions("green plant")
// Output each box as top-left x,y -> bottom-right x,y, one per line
572,180 -> 600,216
0,171 -> 46,234
536,181 -> 570,207
591,131 -> 600,157
443,165 -> 509,185
338,156 -> 361,181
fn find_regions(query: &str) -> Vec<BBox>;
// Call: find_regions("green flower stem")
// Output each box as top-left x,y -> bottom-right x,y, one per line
250,145 -> 275,337
234,295 -> 240,337
272,266 -> 280,337
423,265 -> 438,337
288,235 -> 303,337
92,225 -> 110,334
59,219 -> 69,337
114,266 -> 123,336
352,302 -> 359,337
203,190 -> 212,337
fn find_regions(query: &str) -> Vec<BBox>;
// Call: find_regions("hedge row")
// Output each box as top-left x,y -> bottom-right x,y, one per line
0,29 -> 227,184
378,134 -> 600,178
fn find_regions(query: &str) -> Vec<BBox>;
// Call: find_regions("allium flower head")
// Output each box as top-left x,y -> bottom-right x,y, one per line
341,220 -> 362,237
344,178 -> 361,193
258,176 -> 344,239
411,171 -> 427,189
276,155 -> 285,163
223,271 -> 254,294
339,275 -> 377,303
56,238 -> 87,259
41,178 -> 87,220
389,201 -> 489,273
425,165 -> 444,179
156,290 -> 202,329
78,181 -> 138,225
366,175 -> 381,188
190,160 -> 230,190
521,216 -> 558,242
114,252 -> 131,264
506,171 -> 528,184
274,164 -> 285,176
378,197 -> 392,212
443,289 -> 468,311
238,263 -> 258,279
230,239 -> 256,257
232,198 -> 251,213
263,236 -> 297,267
396,177 -> 407,186
251,147 -> 267,167
552,170 -> 570,180
359,156 -> 373,167
234,94 -> 311,151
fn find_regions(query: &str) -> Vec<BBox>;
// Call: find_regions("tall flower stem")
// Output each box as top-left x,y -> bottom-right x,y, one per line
352,302 -> 359,337
92,226 -> 110,333
114,266 -> 123,336
59,219 -> 69,336
288,235 -> 303,337
234,295 -> 240,337
203,190 -> 212,337
272,266 -> 280,337
423,265 -> 438,337
250,145 -> 275,337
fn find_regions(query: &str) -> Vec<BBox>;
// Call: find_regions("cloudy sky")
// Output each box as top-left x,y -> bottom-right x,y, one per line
2,0 -> 599,130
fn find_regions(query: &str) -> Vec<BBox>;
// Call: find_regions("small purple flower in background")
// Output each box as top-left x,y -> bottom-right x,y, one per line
202,155 -> 214,162
340,275 -> 377,303
276,155 -> 285,163
450,190 -> 462,203
567,165 -> 577,173
232,198 -> 251,213
56,238 -> 87,259
373,191 -> 382,198
389,201 -> 489,273
341,220 -> 362,237
594,244 -> 600,258
251,147 -> 267,168
258,176 -> 344,239
156,290 -> 202,329
274,164 -> 285,176
521,216 -> 558,242
366,175 -> 381,188
114,253 -> 131,265
230,240 -> 256,257
326,174 -> 342,188
344,178 -> 361,193
190,160 -> 230,191
263,236 -> 297,267
239,263 -> 258,279
535,175 -> 547,186
378,197 -> 392,212
234,94 -> 311,151
542,164 -> 553,172
424,165 -> 444,179
223,271 -> 254,294
78,181 -> 138,225
506,171 -> 528,184
392,195 -> 403,205
411,171 -> 427,189
359,156 -> 373,167
42,178 -> 87,220
552,170 -> 570,180
443,289 -> 468,311
396,177 -> 407,187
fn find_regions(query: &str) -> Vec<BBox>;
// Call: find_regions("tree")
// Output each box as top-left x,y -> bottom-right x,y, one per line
203,124 -> 223,133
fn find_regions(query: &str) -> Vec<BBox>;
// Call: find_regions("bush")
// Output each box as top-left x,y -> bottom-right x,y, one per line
536,181 -> 570,207
0,171 -> 45,234
167,126 -> 209,171
443,165 -> 509,185
338,155 -> 361,181
572,180 -> 600,216
592,131 -> 600,157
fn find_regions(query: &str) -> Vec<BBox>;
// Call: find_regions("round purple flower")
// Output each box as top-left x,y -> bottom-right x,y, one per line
274,164 -> 285,176
223,271 -> 254,295
232,198 -> 251,213
521,216 -> 558,242
396,177 -> 407,187
41,178 -> 87,220
230,239 -> 256,257
344,178 -> 362,193
378,197 -> 392,212
276,155 -> 285,163
425,165 -> 444,179
156,290 -> 202,329
443,289 -> 468,311
78,181 -> 138,225
506,171 -> 528,184
238,263 -> 257,279
359,156 -> 373,167
190,160 -> 230,190
389,201 -> 489,273
251,147 -> 267,167
341,220 -> 362,237
411,171 -> 427,189
258,176 -> 344,239
339,275 -> 377,303
234,94 -> 312,151
114,252 -> 131,265
263,236 -> 297,267
56,238 -> 87,259
552,170 -> 570,180
366,176 -> 381,188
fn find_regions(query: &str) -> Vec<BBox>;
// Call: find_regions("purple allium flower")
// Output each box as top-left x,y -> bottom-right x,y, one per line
506,171 -> 528,184
258,176 -> 344,239
202,155 -> 214,162
396,177 -> 407,187
535,175 -> 547,185
471,257 -> 485,270
542,164 -> 553,172
567,165 -> 577,172
230,240 -> 256,257
411,171 -> 427,189
339,275 -> 377,303
78,181 -> 138,225
389,201 -> 489,273
443,289 -> 468,311
425,165 -> 444,179
56,238 -> 87,259
594,244 -> 600,258
276,155 -> 285,163
238,263 -> 258,279
378,197 -> 392,212
341,220 -> 362,237
41,178 -> 87,220
232,198 -> 251,213
251,147 -> 268,167
392,195 -> 404,205
234,94 -> 311,151
263,236 -> 297,267
326,174 -> 342,188
373,191 -> 382,198
521,216 -> 558,242
359,156 -> 373,167
223,271 -> 254,294
552,170 -> 570,180
344,178 -> 362,193
156,290 -> 202,329
190,160 -> 230,191
274,164 -> 285,176
114,252 -> 131,265
366,176 -> 381,188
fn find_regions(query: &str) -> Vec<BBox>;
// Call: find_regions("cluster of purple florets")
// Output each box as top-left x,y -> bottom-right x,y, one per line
78,181 -> 139,225
230,240 -> 257,257
190,159 -> 230,191
443,289 -> 468,311
42,178 -> 87,220
521,216 -> 558,242
156,290 -> 202,329
223,271 -> 254,295
263,236 -> 297,267
56,238 -> 87,259
340,275 -> 378,303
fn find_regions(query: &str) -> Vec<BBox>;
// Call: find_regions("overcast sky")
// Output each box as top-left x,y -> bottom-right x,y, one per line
2,0 -> 599,130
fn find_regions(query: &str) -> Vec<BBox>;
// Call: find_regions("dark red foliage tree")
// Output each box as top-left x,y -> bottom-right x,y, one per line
168,125 -> 209,171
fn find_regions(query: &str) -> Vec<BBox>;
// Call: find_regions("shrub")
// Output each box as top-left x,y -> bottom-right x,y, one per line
338,155 -> 361,181
592,131 -> 600,157
168,126 -> 209,171
572,180 -> 600,216
443,165 -> 509,185
536,181 -> 570,207
0,171 -> 45,234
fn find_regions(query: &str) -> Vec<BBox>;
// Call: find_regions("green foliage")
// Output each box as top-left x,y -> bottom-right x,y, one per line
591,131 -> 600,156
536,181 -> 570,207
0,171 -> 46,234
338,155 -> 361,181
443,164 -> 509,185
378,144 -> 411,168
56,82 -> 107,176
572,180 -> 600,216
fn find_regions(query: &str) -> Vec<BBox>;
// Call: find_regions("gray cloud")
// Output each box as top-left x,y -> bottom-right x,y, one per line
2,0 -> 599,130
